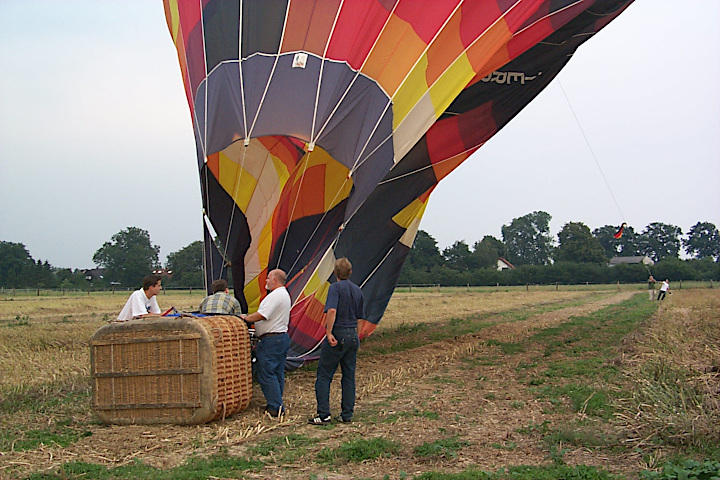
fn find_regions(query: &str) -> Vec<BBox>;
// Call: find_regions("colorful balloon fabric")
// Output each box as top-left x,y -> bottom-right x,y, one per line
163,0 -> 634,365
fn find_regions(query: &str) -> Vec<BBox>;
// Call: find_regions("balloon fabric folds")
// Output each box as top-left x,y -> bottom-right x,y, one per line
163,0 -> 633,366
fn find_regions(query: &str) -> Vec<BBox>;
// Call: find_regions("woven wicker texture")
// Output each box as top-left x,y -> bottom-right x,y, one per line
90,315 -> 252,425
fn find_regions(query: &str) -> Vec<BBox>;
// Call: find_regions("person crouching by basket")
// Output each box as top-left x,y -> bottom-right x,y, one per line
240,269 -> 291,417
117,275 -> 163,321
199,279 -> 243,315
309,258 -> 365,425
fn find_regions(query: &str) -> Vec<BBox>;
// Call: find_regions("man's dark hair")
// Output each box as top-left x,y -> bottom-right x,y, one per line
142,274 -> 162,290
211,279 -> 228,293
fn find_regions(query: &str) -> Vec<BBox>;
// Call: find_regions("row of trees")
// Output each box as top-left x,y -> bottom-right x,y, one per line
0,242 -> 87,289
90,227 -> 204,289
1,213 -> 718,289
501,211 -> 717,266
400,212 -> 719,285
0,228 -> 204,290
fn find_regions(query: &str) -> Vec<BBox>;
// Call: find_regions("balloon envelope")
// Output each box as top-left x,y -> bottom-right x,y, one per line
164,0 -> 634,365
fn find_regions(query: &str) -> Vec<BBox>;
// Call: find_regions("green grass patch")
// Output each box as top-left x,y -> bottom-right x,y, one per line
520,294 -> 658,420
640,458 -> 720,480
490,441 -> 517,451
0,381 -> 91,415
317,437 -> 401,464
533,383 -> 615,419
485,339 -> 526,355
414,436 -> 469,458
545,421 -> 619,449
542,357 -> 610,379
27,454 -> 264,480
531,293 -> 657,359
380,408 -> 439,423
516,420 -> 552,436
247,433 -> 317,463
0,418 -> 92,452
413,463 -> 623,480
361,293 -> 613,357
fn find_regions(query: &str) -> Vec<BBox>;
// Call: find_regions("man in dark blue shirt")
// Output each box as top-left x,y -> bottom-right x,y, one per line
309,257 -> 365,425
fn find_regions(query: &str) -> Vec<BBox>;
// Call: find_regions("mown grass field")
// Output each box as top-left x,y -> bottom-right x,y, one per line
0,285 -> 718,479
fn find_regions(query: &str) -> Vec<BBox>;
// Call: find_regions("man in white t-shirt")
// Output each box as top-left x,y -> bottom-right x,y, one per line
117,275 -> 163,321
657,279 -> 670,301
241,269 -> 291,417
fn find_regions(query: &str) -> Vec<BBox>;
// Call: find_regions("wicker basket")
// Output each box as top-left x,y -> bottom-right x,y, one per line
90,315 -> 252,425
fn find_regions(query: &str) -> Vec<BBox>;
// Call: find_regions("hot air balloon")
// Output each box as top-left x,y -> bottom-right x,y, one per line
163,0 -> 634,366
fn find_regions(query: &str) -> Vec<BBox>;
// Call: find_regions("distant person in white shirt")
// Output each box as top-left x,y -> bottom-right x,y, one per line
657,279 -> 670,301
117,275 -> 163,321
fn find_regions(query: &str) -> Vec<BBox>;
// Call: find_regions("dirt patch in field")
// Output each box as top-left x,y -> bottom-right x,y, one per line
1,291 -> 640,479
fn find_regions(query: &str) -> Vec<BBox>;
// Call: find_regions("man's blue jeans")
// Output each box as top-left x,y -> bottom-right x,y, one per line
314,327 -> 359,420
254,333 -> 290,414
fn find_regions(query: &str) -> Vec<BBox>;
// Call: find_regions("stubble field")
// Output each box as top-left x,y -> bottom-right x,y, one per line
0,286 -> 718,479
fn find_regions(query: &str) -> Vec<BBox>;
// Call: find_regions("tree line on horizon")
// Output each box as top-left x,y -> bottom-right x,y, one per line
400,212 -> 719,287
1,212 -> 718,290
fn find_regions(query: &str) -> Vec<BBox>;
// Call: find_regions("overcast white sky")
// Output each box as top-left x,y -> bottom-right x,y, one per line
1,1 -> 718,269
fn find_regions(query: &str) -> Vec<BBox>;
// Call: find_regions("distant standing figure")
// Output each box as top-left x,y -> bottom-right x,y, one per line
648,275 -> 657,300
240,269 -> 291,417
657,279 -> 670,301
199,279 -> 242,315
117,275 -> 162,321
309,258 -> 365,425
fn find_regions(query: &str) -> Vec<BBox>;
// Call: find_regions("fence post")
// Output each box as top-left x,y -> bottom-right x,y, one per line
466,283 -> 469,292
526,283 -> 529,292
408,284 -> 412,293
617,281 -> 620,291
711,279 -> 714,289
679,279 -> 682,290
555,282 -> 559,291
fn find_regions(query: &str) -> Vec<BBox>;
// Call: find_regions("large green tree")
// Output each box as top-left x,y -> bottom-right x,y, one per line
472,235 -> 506,269
592,224 -> 640,259
166,240 -> 204,287
683,222 -> 720,260
637,222 -> 683,261
556,222 -> 606,264
443,240 -> 475,271
93,227 -> 160,287
502,211 -> 553,265
399,230 -> 443,284
405,230 -> 442,271
0,241 -> 37,288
